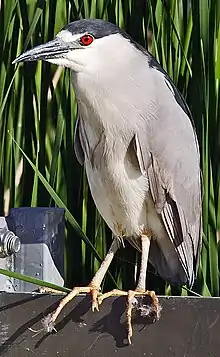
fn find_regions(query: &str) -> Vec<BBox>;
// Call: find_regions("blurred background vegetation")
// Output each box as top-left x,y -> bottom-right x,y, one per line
0,0 -> 219,297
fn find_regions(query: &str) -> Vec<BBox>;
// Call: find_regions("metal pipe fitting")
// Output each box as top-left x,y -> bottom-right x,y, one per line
0,221 -> 21,258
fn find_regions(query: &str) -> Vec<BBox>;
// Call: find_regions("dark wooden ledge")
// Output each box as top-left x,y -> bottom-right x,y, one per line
0,293 -> 219,356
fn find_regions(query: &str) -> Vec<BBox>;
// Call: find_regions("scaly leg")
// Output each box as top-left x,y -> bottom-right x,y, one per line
42,237 -> 120,333
98,234 -> 160,344
126,234 -> 159,343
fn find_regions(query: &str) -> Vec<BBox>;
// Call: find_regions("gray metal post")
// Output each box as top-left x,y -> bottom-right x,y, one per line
0,207 -> 65,292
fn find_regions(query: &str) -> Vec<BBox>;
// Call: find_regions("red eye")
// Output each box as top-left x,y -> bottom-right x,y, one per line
80,34 -> 94,46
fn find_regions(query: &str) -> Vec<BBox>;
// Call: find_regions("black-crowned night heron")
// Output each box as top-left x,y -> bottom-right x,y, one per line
13,18 -> 202,344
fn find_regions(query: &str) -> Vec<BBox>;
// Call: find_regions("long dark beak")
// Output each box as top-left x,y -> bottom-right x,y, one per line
12,38 -> 78,64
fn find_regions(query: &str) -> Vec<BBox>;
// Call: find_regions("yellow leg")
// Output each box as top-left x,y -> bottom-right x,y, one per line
98,234 -> 160,344
42,284 -> 100,332
98,287 -> 159,344
126,289 -> 159,344
41,238 -> 120,332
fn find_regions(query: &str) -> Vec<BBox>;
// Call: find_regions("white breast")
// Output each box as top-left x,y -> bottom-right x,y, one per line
85,143 -> 149,237
72,63 -> 162,238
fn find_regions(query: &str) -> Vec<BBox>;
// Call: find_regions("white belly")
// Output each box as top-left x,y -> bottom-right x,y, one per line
86,154 -> 182,279
85,153 -> 161,239
76,93 -> 168,242
86,161 -> 147,237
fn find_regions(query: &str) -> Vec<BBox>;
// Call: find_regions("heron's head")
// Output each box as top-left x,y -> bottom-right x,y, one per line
13,19 -> 138,73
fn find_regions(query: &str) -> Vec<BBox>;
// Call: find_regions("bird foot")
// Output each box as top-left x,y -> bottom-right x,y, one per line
127,289 -> 160,344
41,284 -> 100,333
98,289 -> 160,344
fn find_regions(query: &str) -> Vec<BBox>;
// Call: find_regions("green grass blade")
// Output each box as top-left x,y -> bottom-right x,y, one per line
0,268 -> 70,293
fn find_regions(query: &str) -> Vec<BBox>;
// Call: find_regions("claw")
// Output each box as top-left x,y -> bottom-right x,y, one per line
91,289 -> 100,312
39,282 -> 160,345
96,288 -> 160,345
126,290 -> 161,344
41,285 -> 100,333
41,313 -> 57,333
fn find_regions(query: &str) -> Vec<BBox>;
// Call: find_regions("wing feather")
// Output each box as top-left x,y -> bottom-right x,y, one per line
74,111 -> 91,165
74,115 -> 84,165
147,146 -> 202,287
135,65 -> 202,286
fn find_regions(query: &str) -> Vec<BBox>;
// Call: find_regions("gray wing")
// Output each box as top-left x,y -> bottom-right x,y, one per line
136,65 -> 202,287
74,115 -> 84,165
74,111 -> 90,165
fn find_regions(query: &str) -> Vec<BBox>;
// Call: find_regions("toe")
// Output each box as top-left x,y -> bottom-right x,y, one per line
90,288 -> 100,312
